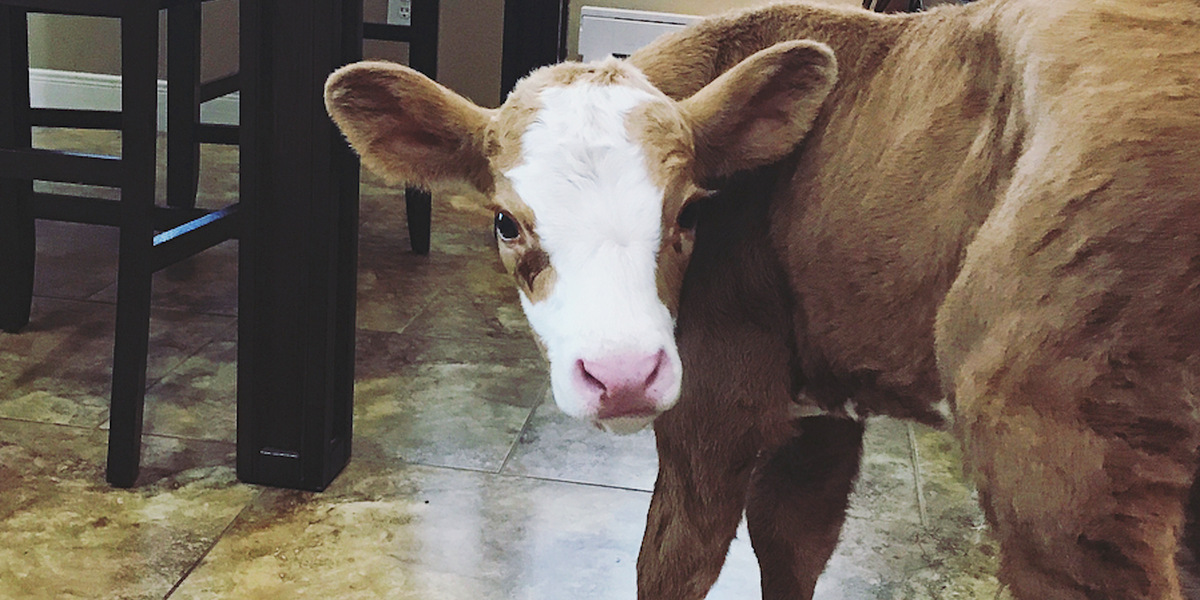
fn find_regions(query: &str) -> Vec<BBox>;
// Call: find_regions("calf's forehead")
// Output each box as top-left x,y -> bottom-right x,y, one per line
487,61 -> 663,172
500,79 -> 675,252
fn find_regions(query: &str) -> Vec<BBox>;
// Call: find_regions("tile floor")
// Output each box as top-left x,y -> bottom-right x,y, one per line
0,131 -> 1006,599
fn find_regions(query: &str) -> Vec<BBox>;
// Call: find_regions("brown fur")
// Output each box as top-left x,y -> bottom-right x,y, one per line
326,0 -> 1200,597
628,1 -> 1200,599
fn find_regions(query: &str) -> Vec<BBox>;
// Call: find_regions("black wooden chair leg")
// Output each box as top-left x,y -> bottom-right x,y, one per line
0,7 -> 34,334
106,6 -> 160,488
0,180 -> 34,334
166,1 -> 201,209
106,264 -> 153,487
405,187 -> 432,255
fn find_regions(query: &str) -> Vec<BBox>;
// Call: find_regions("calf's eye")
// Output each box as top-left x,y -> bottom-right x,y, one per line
495,212 -> 521,242
677,203 -> 700,231
677,189 -> 714,232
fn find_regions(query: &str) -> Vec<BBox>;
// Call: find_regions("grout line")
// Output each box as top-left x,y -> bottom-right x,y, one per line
162,488 -> 265,599
496,385 -> 547,475
143,339 -> 217,397
31,293 -> 119,305
0,416 -> 102,433
31,292 -> 238,319
140,431 -> 237,446
393,286 -> 446,336
907,422 -> 929,528
140,313 -> 237,399
497,409 -> 536,474
403,458 -> 655,495
142,312 -> 236,386
399,460 -> 513,477
506,472 -> 655,495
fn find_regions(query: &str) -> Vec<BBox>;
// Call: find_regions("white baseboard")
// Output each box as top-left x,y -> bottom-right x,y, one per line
28,68 -> 239,131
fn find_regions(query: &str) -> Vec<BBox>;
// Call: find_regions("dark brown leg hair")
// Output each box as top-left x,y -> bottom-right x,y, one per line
1179,468 -> 1200,600
638,404 -> 762,600
746,416 -> 865,600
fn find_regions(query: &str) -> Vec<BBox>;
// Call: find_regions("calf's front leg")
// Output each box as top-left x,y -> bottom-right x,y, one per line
638,164 -> 797,598
638,399 -> 762,600
747,416 -> 865,600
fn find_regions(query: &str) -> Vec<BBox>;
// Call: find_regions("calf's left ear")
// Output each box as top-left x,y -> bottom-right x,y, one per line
681,40 -> 837,179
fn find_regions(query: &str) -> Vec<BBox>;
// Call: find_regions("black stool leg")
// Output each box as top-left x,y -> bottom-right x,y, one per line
166,1 -> 201,209
405,1 -> 437,255
107,6 -> 160,488
0,7 -> 35,334
405,187 -> 431,255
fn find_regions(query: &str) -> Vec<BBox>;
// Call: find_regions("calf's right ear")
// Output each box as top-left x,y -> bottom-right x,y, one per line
681,40 -> 837,179
325,61 -> 496,194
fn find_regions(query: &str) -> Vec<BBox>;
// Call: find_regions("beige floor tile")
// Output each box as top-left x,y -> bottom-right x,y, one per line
814,420 -> 1003,599
0,299 -> 234,428
32,221 -> 120,301
354,359 -> 543,472
503,395 -> 660,491
0,420 -> 259,600
169,457 -> 655,600
139,337 -> 238,442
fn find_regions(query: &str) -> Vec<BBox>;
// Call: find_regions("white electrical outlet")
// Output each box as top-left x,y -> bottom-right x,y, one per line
387,0 -> 412,26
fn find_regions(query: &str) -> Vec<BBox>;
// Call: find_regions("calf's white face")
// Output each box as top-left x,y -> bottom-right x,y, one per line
324,41 -> 838,432
502,83 -> 689,432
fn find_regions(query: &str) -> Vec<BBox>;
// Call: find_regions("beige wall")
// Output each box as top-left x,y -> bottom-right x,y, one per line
28,0 -> 239,80
362,0 -> 506,108
28,14 -> 122,76
27,0 -> 866,110
26,0 -> 504,108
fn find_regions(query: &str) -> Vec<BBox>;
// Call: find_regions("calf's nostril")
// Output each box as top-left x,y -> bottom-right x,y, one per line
575,359 -> 606,394
646,349 -> 666,385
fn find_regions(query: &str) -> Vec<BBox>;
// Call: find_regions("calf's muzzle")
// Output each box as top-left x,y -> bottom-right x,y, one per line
574,349 -> 674,419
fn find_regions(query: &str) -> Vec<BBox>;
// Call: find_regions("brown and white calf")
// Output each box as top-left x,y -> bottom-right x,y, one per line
326,0 -> 1200,598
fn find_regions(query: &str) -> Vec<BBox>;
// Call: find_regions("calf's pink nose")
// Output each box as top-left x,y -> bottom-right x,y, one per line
574,349 -> 673,419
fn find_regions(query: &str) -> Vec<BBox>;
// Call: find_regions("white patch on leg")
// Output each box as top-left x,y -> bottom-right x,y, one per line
933,397 -> 955,428
790,391 -> 829,419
